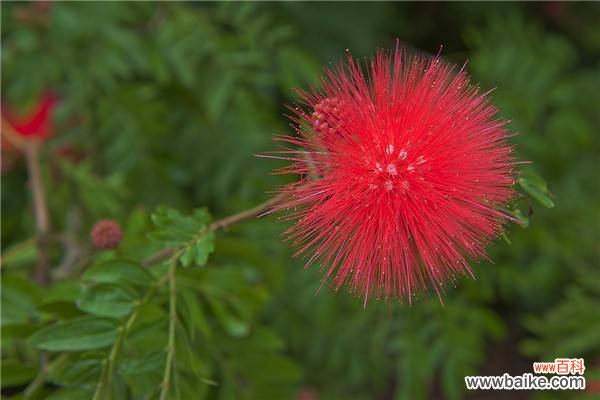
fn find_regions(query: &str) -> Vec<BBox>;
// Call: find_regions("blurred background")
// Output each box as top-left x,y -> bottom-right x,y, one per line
1,2 -> 599,400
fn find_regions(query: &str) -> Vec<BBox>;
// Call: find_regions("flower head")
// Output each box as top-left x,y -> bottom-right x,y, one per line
91,219 -> 123,250
2,92 -> 59,141
268,46 -> 516,302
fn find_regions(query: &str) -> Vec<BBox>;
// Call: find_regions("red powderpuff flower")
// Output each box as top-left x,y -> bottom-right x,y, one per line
2,92 -> 59,141
266,47 -> 517,302
91,220 -> 123,250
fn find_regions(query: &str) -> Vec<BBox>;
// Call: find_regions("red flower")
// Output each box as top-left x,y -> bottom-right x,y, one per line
267,46 -> 517,302
2,92 -> 59,141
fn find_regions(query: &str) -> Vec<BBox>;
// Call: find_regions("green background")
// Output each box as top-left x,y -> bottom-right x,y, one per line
2,2 -> 599,399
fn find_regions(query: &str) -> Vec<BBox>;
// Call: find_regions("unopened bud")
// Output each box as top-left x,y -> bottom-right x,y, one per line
90,219 -> 122,249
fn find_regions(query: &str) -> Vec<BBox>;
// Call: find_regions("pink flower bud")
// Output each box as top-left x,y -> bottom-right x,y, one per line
91,219 -> 122,250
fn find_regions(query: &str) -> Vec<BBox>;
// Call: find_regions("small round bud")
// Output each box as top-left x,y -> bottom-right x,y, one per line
90,219 -> 122,249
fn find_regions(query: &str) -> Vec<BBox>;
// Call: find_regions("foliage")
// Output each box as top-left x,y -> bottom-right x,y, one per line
2,2 -> 599,400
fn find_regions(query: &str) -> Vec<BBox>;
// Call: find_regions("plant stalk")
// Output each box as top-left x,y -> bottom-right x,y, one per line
159,259 -> 178,400
24,143 -> 51,286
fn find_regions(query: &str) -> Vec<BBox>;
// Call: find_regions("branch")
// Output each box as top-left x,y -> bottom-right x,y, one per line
142,194 -> 284,267
3,118 -> 56,284
23,354 -> 68,398
24,143 -> 51,285
208,194 -> 282,231
142,247 -> 174,268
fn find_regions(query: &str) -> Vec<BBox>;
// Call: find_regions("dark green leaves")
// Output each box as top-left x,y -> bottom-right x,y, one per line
1,360 -> 37,387
150,207 -> 215,267
78,260 -> 153,318
50,358 -> 102,387
30,317 -> 118,352
518,170 -> 555,208
83,260 -> 154,287
120,351 -> 165,375
59,161 -> 126,217
29,262 -> 151,351
78,283 -> 139,318
1,275 -> 41,325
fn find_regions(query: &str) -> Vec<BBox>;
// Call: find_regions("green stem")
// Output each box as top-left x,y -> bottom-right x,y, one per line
92,275 -> 167,400
24,354 -> 69,398
159,260 -> 178,400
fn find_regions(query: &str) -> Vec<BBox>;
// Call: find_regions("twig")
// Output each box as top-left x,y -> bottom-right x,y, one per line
23,353 -> 69,398
142,194 -> 284,267
159,259 -> 178,400
23,143 -> 51,285
207,194 -> 282,231
142,247 -> 174,268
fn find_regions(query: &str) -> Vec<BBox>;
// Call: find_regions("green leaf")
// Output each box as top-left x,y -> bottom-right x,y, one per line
1,360 -> 37,387
46,387 -> 94,400
149,207 -> 215,267
77,282 -> 140,318
2,323 -> 39,340
29,317 -> 118,352
207,296 -> 249,338
60,160 -> 126,217
513,209 -> 530,228
179,287 -> 212,339
49,358 -> 102,387
0,239 -> 37,270
83,260 -> 154,287
179,235 -> 215,267
518,171 -> 555,208
37,282 -> 84,319
38,301 -> 83,320
1,274 -> 41,325
43,280 -> 82,303
121,351 -> 165,375
120,352 -> 165,399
